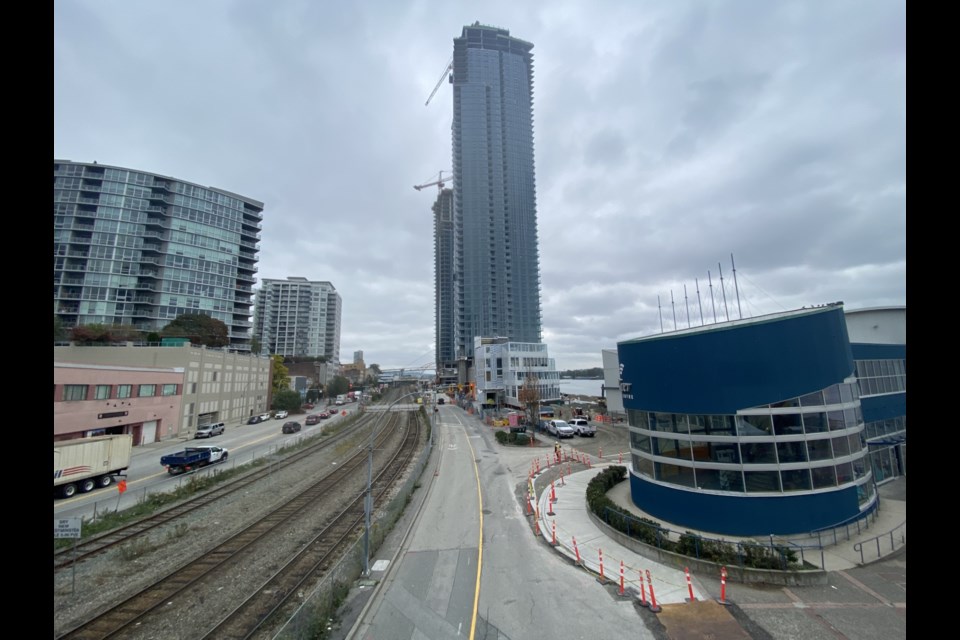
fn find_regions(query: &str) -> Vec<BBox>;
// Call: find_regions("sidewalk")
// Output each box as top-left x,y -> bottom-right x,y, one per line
529,455 -> 906,603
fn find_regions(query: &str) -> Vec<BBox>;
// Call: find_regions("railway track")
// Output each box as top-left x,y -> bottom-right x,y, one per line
57,409 -> 423,640
54,410 -> 376,572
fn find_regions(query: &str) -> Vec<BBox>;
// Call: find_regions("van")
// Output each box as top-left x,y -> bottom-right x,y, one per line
195,422 -> 225,439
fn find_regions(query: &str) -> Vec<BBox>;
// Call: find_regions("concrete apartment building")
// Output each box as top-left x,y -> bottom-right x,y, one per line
252,277 -> 341,361
473,336 -> 561,411
54,343 -> 273,439
53,160 -> 264,351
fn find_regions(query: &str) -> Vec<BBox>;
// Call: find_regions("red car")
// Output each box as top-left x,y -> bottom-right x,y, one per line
319,411 -> 330,419
302,403 -> 314,410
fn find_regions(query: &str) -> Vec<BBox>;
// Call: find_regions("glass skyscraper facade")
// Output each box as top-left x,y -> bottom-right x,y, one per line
433,188 -> 456,377
53,160 -> 263,350
451,23 -> 542,364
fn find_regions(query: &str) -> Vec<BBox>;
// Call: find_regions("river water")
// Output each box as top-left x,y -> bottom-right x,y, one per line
557,378 -> 604,398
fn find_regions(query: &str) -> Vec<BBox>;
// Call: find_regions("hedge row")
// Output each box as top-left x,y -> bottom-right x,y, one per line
587,466 -> 800,570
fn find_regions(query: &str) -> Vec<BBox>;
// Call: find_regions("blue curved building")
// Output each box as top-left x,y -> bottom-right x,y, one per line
619,303 -> 877,536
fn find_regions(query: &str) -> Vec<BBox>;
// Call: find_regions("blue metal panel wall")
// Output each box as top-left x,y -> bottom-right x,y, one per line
618,307 -> 854,414
850,343 -> 905,360
628,472 -> 863,535
860,394 -> 906,423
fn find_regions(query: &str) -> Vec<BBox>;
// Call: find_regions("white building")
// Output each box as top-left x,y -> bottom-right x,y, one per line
253,277 -> 341,360
473,337 -> 561,410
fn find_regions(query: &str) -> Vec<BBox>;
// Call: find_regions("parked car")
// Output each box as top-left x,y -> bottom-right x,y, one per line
305,414 -> 321,425
259,413 -> 272,422
281,421 -> 302,434
247,415 -> 263,425
195,422 -> 225,439
302,403 -> 315,410
274,410 -> 289,420
568,418 -> 596,437
546,419 -> 576,438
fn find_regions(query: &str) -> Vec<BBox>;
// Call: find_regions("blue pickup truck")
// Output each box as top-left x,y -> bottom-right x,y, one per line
160,445 -> 229,475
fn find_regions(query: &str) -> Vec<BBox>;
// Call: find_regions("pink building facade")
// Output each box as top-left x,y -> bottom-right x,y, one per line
54,363 -> 185,445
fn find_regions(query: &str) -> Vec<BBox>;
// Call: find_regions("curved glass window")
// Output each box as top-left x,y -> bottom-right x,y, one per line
777,441 -> 808,463
836,462 -> 854,484
655,462 -> 696,488
807,437 -> 833,461
832,436 -> 851,457
688,414 -> 707,435
773,413 -> 803,436
741,441 -> 777,464
710,415 -> 735,436
781,469 -> 812,491
823,384 -> 842,404
697,468 -> 744,492
744,471 -> 781,492
827,411 -> 846,431
633,454 -> 654,478
811,465 -> 837,488
654,436 -> 691,460
803,412 -> 828,433
738,414 -> 773,437
799,391 -> 823,406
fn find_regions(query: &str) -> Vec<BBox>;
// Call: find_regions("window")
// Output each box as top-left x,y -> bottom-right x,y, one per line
117,384 -> 132,398
94,385 -> 112,400
138,384 -> 156,397
162,384 -> 178,396
63,385 -> 88,401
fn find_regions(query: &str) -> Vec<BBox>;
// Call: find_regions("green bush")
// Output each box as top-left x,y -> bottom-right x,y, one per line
494,430 -> 529,446
584,465 -> 800,571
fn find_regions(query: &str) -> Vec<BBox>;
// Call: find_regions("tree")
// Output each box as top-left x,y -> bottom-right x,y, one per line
272,389 -> 303,412
250,336 -> 262,354
518,373 -> 542,429
69,323 -> 141,344
368,363 -> 382,376
325,375 -> 349,399
54,316 -> 67,342
161,313 -> 229,348
271,356 -> 291,396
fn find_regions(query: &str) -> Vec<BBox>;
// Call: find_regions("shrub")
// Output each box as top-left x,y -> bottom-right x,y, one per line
583,465 -> 801,570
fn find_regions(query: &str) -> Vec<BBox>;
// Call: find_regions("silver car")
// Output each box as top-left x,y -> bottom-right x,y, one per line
195,422 -> 225,438
547,419 -> 576,438
568,418 -> 596,437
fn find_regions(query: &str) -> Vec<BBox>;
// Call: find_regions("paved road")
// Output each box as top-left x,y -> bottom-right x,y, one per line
337,406 -> 906,639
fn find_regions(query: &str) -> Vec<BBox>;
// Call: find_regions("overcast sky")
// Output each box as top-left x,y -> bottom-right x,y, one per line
54,0 -> 905,372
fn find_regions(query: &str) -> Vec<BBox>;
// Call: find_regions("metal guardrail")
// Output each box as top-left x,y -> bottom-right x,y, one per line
854,521 -> 906,564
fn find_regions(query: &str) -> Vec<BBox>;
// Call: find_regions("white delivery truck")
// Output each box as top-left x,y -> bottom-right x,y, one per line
54,434 -> 133,499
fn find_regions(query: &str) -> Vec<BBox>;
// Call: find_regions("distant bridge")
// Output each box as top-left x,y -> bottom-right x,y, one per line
377,367 -> 434,384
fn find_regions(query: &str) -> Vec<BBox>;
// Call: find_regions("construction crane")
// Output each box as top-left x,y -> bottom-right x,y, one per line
413,170 -> 452,192
425,57 -> 453,106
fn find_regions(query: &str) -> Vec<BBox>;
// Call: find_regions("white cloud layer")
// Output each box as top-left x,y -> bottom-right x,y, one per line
54,0 -> 906,371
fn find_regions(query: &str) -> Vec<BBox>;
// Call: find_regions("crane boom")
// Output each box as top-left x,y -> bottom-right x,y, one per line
414,170 -> 452,191
425,58 -> 453,106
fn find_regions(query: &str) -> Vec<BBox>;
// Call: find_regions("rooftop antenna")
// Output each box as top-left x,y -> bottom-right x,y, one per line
658,295 -> 664,333
684,284 -> 691,328
708,271 -> 718,323
695,278 -> 705,326
731,253 -> 743,319
719,263 -> 730,321
671,290 -> 677,331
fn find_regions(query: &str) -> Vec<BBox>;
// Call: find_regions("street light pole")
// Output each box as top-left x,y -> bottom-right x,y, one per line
363,389 -> 421,578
